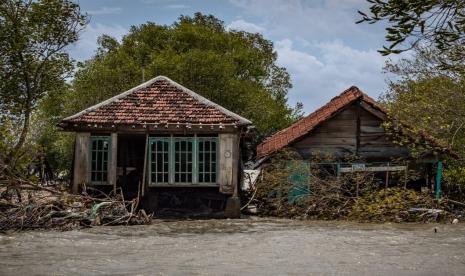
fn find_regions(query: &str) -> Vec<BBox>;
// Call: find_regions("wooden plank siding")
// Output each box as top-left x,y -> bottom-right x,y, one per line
358,105 -> 409,159
219,133 -> 239,195
290,102 -> 409,160
73,132 -> 90,193
292,105 -> 357,159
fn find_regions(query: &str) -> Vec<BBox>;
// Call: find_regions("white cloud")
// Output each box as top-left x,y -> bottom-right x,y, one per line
274,39 -> 389,112
228,0 -> 396,112
139,0 -> 189,8
227,19 -> 265,33
86,7 -> 122,15
68,23 -> 127,61
229,0 -> 385,50
164,4 -> 190,9
275,39 -> 323,73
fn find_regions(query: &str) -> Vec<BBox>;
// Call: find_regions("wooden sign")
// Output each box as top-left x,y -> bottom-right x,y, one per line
340,165 -> 406,173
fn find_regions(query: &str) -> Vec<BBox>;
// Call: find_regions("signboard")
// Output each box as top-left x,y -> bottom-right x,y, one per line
352,163 -> 366,170
340,165 -> 406,173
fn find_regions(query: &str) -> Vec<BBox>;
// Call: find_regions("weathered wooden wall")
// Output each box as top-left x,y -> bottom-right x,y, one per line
291,102 -> 409,160
73,132 -> 90,193
219,133 -> 239,195
358,106 -> 409,158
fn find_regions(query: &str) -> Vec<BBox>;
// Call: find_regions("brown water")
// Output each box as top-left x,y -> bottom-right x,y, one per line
1,218 -> 464,275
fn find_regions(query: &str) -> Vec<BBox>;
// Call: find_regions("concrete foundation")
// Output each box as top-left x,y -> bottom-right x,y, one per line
224,196 -> 241,218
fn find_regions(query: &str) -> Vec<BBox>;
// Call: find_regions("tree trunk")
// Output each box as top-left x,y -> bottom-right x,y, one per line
8,106 -> 31,166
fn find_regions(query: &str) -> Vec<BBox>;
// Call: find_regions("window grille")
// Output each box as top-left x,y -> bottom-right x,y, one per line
148,136 -> 218,185
150,138 -> 170,184
198,137 -> 218,183
90,136 -> 110,184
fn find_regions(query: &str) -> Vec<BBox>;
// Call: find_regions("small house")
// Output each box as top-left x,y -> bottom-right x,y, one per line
59,76 -> 252,217
256,86 -> 455,195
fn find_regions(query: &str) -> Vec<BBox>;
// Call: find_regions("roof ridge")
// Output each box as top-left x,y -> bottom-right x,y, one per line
264,86 -> 363,140
62,75 -> 252,125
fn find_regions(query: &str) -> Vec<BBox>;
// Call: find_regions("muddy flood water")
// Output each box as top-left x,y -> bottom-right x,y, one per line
1,218 -> 464,275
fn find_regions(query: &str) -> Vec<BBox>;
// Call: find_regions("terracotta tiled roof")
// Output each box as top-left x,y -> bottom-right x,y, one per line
256,86 -> 456,159
61,76 -> 252,126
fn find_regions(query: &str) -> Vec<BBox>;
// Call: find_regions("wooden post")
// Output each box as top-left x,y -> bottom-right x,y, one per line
109,133 -> 118,193
435,161 -> 443,200
232,134 -> 240,198
73,132 -> 90,194
385,162 -> 389,189
385,171 -> 389,189
404,165 -> 408,189
355,102 -> 361,156
141,133 -> 149,197
219,133 -> 237,194
220,132 -> 241,218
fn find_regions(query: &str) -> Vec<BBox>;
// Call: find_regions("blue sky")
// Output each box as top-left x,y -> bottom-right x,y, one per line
70,0 -> 399,113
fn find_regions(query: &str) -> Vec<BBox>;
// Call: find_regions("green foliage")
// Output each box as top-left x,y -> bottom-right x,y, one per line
383,76 -> 465,155
0,116 -> 39,177
382,46 -> 465,195
443,163 -> 465,200
33,83 -> 75,175
68,13 -> 303,136
349,188 -> 437,222
0,0 -> 87,174
358,0 -> 465,72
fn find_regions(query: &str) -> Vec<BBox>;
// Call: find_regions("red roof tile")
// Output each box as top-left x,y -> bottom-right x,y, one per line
62,76 -> 252,126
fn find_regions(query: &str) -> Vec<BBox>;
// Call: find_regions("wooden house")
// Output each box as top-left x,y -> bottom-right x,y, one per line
59,76 -> 252,217
257,86 -> 455,196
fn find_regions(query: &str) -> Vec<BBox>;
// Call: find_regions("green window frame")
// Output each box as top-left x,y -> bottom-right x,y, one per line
149,138 -> 170,184
148,136 -> 218,185
89,136 -> 111,184
197,137 -> 218,184
173,137 -> 194,184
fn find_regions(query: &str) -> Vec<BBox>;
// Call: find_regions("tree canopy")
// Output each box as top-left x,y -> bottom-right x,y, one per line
67,13 -> 302,136
357,0 -> 465,72
0,0 -> 87,174
382,46 -> 465,190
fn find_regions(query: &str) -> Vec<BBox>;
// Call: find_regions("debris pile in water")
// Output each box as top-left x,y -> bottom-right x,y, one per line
0,177 -> 152,231
349,188 -> 454,222
249,149 -> 462,223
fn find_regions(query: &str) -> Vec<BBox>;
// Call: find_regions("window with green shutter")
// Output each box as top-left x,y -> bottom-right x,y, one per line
198,137 -> 218,183
148,135 -> 219,185
149,138 -> 170,184
174,137 -> 194,183
90,136 -> 110,184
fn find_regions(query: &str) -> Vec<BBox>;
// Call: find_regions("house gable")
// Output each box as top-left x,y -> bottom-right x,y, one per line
291,103 -> 409,160
257,86 -> 453,160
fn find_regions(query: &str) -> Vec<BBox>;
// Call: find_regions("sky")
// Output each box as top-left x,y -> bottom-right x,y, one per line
69,0 -> 399,113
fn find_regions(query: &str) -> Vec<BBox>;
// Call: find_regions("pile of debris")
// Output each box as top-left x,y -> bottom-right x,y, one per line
349,188 -> 456,222
248,149 -> 463,223
0,177 -> 151,231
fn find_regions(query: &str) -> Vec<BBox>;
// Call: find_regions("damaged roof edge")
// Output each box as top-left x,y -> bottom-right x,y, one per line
62,75 -> 253,126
